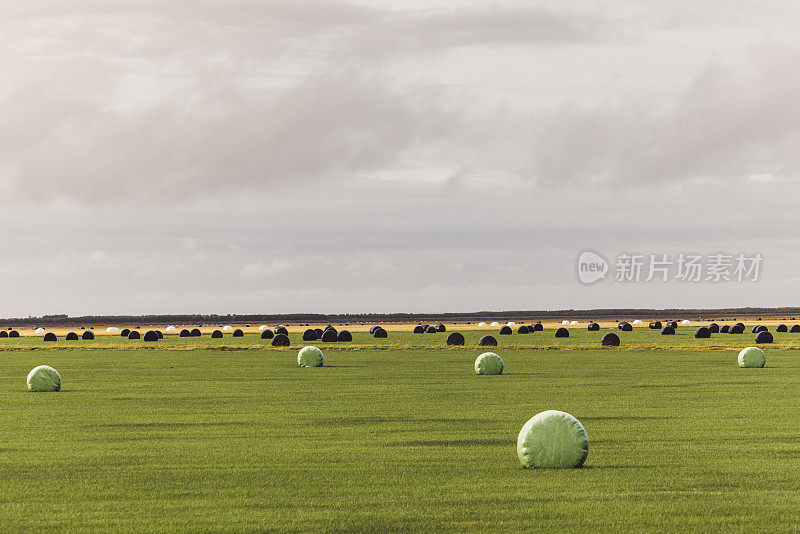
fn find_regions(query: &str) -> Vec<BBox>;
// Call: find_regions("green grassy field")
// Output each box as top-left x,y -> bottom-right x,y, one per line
1,327 -> 799,531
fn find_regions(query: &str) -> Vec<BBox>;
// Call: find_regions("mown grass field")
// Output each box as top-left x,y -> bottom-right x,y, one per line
1,325 -> 799,532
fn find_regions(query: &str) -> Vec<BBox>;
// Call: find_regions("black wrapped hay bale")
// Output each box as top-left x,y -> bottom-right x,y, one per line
601,333 -> 620,346
435,323 -> 446,332
777,324 -> 788,332
321,329 -> 338,342
708,323 -> 719,334
649,321 -> 662,329
190,328 -> 202,337
43,333 -> 57,342
156,331 -> 163,339
620,323 -> 632,332
211,330 -> 223,339
120,329 -> 130,337
180,329 -> 190,337
694,327 -> 711,339
324,326 -> 338,336
144,330 -> 159,342
587,322 -> 599,331
661,326 -> 675,335
0,331 -> 7,338
82,331 -> 94,340
260,329 -> 274,339
499,325 -> 512,335
446,332 -> 465,346
275,326 -> 289,336
271,334 -> 290,347
667,321 -> 678,329
232,329 -> 244,337
555,327 -> 569,338
720,325 -> 730,333
791,325 -> 800,333
478,335 -> 497,346
302,329 -> 318,341
413,325 -> 425,334
9,331 -> 19,338
517,325 -> 530,334
337,330 -> 352,342
729,324 -> 744,334
754,325 -> 768,333
531,323 -> 543,332
755,331 -> 774,344
373,327 -> 387,339
65,332 -> 78,341
128,331 -> 141,340
425,326 -> 437,333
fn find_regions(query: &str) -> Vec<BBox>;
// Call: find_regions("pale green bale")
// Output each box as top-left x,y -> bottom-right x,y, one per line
475,352 -> 503,375
517,410 -> 589,468
738,346 -> 765,368
297,346 -> 324,367
27,365 -> 61,392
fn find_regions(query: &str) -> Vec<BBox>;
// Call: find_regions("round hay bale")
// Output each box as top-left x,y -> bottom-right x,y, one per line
791,325 -> 800,333
271,334 -> 290,347
499,325 -> 513,335
0,331 -> 7,338
667,321 -> 678,329
474,352 -> 503,375
106,327 -> 119,333
260,329 -> 274,339
321,329 -> 338,342
729,324 -> 744,334
179,329 -> 190,337
165,326 -> 177,332
65,332 -> 79,341
80,331 -> 94,341
561,320 -> 570,325
755,331 -> 773,344
777,324 -> 788,332
297,346 -> 323,367
425,326 -> 437,333
681,320 -> 691,325
694,327 -> 711,339
632,320 -> 643,325
232,329 -> 244,337
43,333 -> 57,342
190,328 -> 201,337
9,331 -> 19,338
738,347 -> 766,368
517,410 -> 588,469
587,322 -> 599,331
370,326 -> 379,334
373,328 -> 387,339
313,328 -> 324,338
337,330 -> 352,342
258,325 -> 268,331
661,326 -> 675,335
27,365 -> 61,392
752,325 -> 765,333
649,321 -> 662,329
619,322 -> 632,332
435,323 -> 446,332
531,323 -> 543,332
120,329 -> 130,337
490,322 -> 500,327
143,330 -> 159,342
477,322 -> 487,327
708,323 -> 720,334
555,327 -> 569,338
478,335 -> 497,346
324,327 -> 338,336
517,325 -> 530,334
156,331 -> 163,339
128,330 -> 141,340
601,333 -> 620,346
720,325 -> 730,333
302,329 -> 318,341
222,325 -> 233,331
446,332 -> 465,346
734,322 -> 745,330
211,330 -> 223,339
275,326 -> 289,336
413,325 -> 425,334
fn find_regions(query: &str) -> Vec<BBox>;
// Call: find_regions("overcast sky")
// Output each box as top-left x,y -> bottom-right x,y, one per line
2,1 -> 800,317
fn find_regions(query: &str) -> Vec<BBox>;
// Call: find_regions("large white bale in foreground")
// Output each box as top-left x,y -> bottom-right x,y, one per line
27,365 -> 61,392
106,327 -> 119,333
475,352 -> 503,375
298,346 -> 324,367
517,410 -> 589,469
738,347 -> 765,368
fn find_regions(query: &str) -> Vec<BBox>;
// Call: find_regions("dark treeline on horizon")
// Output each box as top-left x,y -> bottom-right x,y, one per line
3,307 -> 800,326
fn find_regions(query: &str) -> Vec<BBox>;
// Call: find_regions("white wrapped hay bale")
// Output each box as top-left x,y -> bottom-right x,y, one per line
738,347 -> 765,368
517,410 -> 588,468
478,322 -> 487,327
474,352 -> 503,375
27,365 -> 61,392
258,325 -> 269,331
298,346 -> 324,367
106,327 -> 119,333
165,326 -> 177,332
490,322 -> 500,327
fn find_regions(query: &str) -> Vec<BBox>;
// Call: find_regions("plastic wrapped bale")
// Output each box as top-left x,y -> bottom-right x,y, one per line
436,323 -> 446,332
531,323 -> 543,332
499,325 -> 513,335
649,321 -> 662,329
190,328 -> 202,337
156,331 -> 163,339
707,323 -> 719,333
755,331 -> 773,344
143,330 -> 159,342
371,325 -> 381,334
302,329 -> 318,341
232,329 -> 244,337
474,352 -> 503,375
271,334 -> 290,347
258,325 -> 269,331
734,322 -> 745,330
179,329 -> 190,337
694,327 -> 711,339
777,324 -> 788,332
0,331 -> 7,338
729,324 -> 744,334
601,333 -> 620,346
43,333 -> 57,342
478,335 -> 497,346
490,322 -> 500,327
65,332 -> 79,341
165,326 -> 177,333
555,327 -> 569,338
661,326 -> 675,335
313,328 -> 324,338
120,329 -> 131,337
620,323 -> 632,332
632,320 -> 643,325
297,346 -> 323,367
324,327 -> 338,336
260,329 -> 274,340
210,330 -> 223,339
81,331 -> 94,340
752,325 -> 765,333
667,321 -> 678,329
587,322 -> 599,331
425,326 -> 437,333
720,325 -> 730,333
27,365 -> 61,392
517,325 -> 530,334
791,325 -> 800,333
517,410 -> 589,469
9,331 -> 19,338
373,328 -> 388,339
337,330 -> 353,342
222,325 -> 233,331
275,326 -> 289,336
413,325 -> 425,334
106,327 -> 119,333
681,320 -> 691,325
320,329 -> 338,342
739,346 -> 766,368
446,332 -> 465,346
